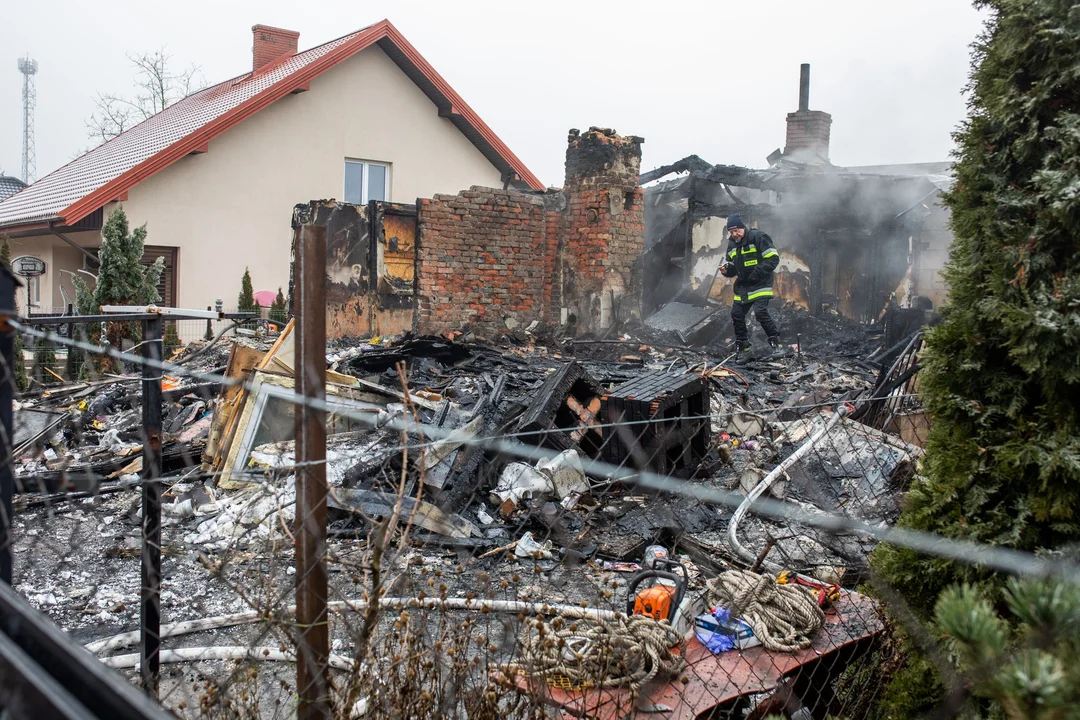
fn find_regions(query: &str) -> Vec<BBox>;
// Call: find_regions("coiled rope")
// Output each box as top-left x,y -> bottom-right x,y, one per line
707,570 -> 825,652
500,613 -> 684,690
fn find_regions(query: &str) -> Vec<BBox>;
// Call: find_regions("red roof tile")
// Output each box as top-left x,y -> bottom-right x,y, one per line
0,20 -> 543,231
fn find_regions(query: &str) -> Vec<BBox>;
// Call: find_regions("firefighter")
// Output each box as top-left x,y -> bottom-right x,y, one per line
719,214 -> 783,359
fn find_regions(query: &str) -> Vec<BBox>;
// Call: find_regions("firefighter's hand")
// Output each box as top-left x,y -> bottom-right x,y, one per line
720,262 -> 735,278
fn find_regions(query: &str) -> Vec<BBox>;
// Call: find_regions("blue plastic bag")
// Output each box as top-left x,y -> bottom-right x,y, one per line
693,606 -> 759,654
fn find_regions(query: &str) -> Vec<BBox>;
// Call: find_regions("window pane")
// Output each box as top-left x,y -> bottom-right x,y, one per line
368,164 -> 387,202
344,162 -> 364,204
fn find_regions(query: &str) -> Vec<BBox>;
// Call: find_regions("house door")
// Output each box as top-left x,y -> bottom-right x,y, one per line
142,246 -> 178,307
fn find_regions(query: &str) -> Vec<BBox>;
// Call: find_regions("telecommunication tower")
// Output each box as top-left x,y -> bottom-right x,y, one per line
18,55 -> 37,184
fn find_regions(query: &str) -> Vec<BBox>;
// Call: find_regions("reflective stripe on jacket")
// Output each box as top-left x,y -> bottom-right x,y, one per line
726,228 -> 779,304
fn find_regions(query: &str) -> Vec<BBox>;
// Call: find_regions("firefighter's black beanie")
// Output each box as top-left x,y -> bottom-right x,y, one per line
726,214 -> 746,230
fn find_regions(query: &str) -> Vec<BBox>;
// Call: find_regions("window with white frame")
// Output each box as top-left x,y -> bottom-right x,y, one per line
343,160 -> 390,204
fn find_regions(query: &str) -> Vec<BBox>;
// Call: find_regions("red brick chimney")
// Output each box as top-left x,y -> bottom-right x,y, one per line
252,24 -> 299,72
784,64 -> 832,163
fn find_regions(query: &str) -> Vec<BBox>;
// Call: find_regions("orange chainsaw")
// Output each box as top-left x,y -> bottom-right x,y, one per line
627,559 -> 688,623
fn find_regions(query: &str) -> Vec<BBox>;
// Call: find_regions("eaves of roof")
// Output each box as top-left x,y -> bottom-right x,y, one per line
0,19 -> 542,233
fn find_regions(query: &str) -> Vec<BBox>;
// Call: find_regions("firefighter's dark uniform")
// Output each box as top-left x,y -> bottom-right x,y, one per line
725,227 -> 780,347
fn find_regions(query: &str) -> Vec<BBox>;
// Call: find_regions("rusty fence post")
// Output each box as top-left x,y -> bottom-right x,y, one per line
294,223 -> 330,718
140,315 -> 163,695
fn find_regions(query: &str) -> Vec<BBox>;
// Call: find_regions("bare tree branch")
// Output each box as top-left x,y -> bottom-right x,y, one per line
86,46 -> 206,145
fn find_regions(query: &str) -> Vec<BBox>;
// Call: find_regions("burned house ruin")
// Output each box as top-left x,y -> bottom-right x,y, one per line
292,127 -> 645,340
642,65 -> 953,333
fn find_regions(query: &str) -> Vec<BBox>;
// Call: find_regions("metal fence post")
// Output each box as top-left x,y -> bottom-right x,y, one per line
0,265 -> 18,585
140,315 -> 163,695
294,224 -> 330,718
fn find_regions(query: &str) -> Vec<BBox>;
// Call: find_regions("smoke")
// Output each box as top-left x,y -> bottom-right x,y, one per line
643,160 -> 950,320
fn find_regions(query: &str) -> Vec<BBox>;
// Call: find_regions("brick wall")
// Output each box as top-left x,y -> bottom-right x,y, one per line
561,128 -> 644,333
252,25 -> 299,72
416,187 -> 557,336
413,128 -> 644,339
784,109 -> 832,162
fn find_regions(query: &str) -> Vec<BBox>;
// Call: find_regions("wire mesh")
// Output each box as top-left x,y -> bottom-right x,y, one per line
0,317 -> 1075,720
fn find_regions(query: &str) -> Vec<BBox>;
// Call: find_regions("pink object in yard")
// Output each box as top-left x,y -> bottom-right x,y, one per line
254,290 -> 277,307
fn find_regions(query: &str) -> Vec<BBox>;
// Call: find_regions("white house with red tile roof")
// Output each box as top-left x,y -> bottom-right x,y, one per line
0,21 -> 542,318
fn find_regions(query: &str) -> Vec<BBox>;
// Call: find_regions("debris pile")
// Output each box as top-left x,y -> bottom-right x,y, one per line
10,309 -> 925,716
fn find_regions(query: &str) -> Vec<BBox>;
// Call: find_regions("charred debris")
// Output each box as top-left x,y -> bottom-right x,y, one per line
641,154 -> 949,347
12,307 -> 923,580
8,268 -> 926,717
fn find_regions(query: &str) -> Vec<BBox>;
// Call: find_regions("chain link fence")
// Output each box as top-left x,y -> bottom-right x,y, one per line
15,307 -> 287,392
0,295 -> 1073,719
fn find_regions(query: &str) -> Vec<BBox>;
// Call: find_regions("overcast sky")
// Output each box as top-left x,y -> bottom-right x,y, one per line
1,0 -> 987,188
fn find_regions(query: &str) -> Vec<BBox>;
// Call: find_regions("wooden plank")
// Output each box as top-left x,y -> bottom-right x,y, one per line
256,318 -> 294,372
223,344 -> 266,406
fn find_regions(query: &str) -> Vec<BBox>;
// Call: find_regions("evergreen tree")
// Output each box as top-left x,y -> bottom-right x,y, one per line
1,235 -> 28,391
238,268 -> 255,313
269,286 -> 287,324
32,336 -> 57,385
71,207 -> 163,371
162,322 -> 181,356
872,0 -> 1080,711
935,577 -> 1080,717
91,207 -> 163,313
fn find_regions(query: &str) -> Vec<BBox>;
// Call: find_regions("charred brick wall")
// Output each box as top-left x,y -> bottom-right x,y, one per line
561,128 -> 644,333
413,128 -> 644,338
416,188 -> 558,336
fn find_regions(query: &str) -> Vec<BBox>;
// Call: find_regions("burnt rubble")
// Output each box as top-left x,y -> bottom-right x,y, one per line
12,310 -> 919,576
6,311 -> 928,717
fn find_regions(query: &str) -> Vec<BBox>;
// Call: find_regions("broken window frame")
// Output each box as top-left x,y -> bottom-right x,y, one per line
222,371 -> 385,485
343,159 -> 390,204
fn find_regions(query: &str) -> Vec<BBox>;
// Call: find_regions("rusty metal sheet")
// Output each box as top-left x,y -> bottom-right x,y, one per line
498,589 -> 883,720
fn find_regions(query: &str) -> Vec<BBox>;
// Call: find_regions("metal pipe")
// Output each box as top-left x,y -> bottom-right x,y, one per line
101,304 -> 256,320
47,223 -> 98,264
799,63 -> 810,111
102,647 -> 357,673
139,315 -> 163,695
727,405 -> 849,564
87,598 -> 623,656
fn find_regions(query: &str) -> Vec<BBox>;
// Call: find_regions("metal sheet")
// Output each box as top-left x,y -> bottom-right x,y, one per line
13,409 -> 64,455
643,302 -> 723,342
379,212 -> 416,289
293,200 -> 417,339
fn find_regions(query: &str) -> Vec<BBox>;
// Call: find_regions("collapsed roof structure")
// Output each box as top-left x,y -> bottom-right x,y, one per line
642,65 -> 953,342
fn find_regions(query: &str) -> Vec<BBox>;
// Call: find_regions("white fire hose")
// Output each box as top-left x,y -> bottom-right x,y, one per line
727,405 -> 850,565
